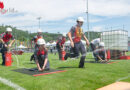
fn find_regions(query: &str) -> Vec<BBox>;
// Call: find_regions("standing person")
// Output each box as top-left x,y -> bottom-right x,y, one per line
0,27 -> 15,65
65,17 -> 89,68
30,29 -> 43,61
90,38 -> 100,51
50,45 -> 53,54
34,39 -> 50,71
93,42 -> 107,62
56,34 -> 66,60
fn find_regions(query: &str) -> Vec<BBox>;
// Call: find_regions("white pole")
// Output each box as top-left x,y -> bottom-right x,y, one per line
86,0 -> 89,40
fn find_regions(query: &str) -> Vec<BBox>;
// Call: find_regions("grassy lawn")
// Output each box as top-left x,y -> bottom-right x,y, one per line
0,52 -> 130,90
126,51 -> 130,56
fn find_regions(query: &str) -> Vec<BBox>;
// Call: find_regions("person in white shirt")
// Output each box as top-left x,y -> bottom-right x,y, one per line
90,38 -> 100,51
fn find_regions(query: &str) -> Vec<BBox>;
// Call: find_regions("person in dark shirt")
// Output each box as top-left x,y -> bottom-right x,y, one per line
56,34 -> 66,60
0,27 -> 15,65
65,17 -> 89,68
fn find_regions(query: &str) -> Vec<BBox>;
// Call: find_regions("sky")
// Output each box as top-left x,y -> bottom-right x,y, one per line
0,0 -> 130,36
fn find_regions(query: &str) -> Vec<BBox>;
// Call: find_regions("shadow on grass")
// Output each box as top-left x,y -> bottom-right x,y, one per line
85,61 -> 108,64
85,61 -> 119,64
24,62 -> 35,64
57,66 -> 78,69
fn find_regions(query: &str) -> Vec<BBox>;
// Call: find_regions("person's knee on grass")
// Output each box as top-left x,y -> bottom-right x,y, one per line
93,42 -> 107,62
34,39 -> 50,72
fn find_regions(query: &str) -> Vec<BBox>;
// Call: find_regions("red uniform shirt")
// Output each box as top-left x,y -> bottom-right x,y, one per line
56,37 -> 66,47
60,37 -> 66,46
1,33 -> 14,43
37,50 -> 45,56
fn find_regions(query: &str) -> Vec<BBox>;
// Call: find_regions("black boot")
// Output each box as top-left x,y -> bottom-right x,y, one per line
64,53 -> 70,60
30,54 -> 34,61
79,56 -> 85,68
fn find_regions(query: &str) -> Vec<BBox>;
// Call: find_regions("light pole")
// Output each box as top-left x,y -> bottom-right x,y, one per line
37,17 -> 42,29
86,0 -> 89,41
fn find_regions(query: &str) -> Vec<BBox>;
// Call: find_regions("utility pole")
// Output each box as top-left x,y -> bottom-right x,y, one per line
37,17 -> 42,29
86,0 -> 90,41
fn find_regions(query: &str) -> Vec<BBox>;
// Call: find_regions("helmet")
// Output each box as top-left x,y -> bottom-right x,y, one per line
99,42 -> 105,47
37,39 -> 46,45
62,33 -> 66,37
6,27 -> 12,32
77,17 -> 84,22
37,29 -> 42,32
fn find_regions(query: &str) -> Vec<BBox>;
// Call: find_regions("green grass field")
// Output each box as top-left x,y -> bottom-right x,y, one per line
0,52 -> 130,90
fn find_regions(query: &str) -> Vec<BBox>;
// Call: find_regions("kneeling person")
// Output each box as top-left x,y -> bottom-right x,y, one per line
93,42 -> 107,62
34,39 -> 50,71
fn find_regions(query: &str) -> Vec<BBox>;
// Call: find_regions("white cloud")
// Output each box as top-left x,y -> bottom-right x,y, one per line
0,0 -> 130,33
91,26 -> 103,32
3,0 -> 86,21
66,19 -> 75,23
89,0 -> 130,16
89,18 -> 103,23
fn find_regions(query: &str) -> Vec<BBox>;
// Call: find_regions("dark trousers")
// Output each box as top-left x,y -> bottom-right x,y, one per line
93,51 -> 105,61
66,41 -> 86,68
37,55 -> 50,69
56,46 -> 62,60
90,43 -> 96,51
90,43 -> 97,58
30,54 -> 35,61
1,45 -> 7,65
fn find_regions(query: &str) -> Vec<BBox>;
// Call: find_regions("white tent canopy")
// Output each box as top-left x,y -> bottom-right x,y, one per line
17,45 -> 27,48
51,41 -> 56,46
46,42 -> 51,46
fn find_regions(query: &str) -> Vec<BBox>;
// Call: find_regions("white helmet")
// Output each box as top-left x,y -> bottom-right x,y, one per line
37,29 -> 42,32
99,42 -> 105,47
37,39 -> 46,45
77,17 -> 84,22
6,27 -> 12,32
62,33 -> 66,37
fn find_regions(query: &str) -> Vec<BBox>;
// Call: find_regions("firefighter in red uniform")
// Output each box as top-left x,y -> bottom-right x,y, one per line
0,27 -> 15,65
34,39 -> 50,71
30,29 -> 43,61
65,17 -> 89,68
56,34 -> 66,60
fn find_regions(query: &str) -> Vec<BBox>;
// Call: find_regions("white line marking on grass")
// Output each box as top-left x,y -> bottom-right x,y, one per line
116,75 -> 130,82
0,77 -> 25,90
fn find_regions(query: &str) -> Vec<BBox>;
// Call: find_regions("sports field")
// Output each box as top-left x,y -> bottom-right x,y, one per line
0,52 -> 130,90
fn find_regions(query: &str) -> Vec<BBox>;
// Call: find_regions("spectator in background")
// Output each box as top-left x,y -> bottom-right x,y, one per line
50,45 -> 53,54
